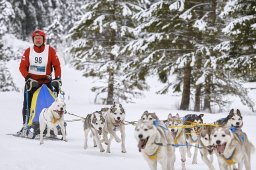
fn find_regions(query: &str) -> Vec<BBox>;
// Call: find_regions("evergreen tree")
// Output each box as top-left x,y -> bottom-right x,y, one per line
0,0 -> 17,92
70,0 -> 147,104
221,0 -> 256,81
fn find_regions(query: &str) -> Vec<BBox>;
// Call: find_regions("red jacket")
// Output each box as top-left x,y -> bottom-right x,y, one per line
19,45 -> 61,84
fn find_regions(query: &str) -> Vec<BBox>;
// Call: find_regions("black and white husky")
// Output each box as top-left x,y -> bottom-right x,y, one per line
102,103 -> 126,153
183,114 -> 204,164
135,121 -> 175,170
216,109 -> 243,129
39,98 -> 67,145
83,111 -> 105,152
211,127 -> 255,170
167,113 -> 187,170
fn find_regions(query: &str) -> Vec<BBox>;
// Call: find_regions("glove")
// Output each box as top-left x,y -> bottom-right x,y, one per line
52,78 -> 62,89
26,78 -> 38,91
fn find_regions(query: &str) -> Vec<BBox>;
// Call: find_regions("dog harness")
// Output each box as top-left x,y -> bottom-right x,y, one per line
230,127 -> 245,142
42,108 -> 61,124
223,149 -> 236,165
174,131 -> 182,144
145,146 -> 160,161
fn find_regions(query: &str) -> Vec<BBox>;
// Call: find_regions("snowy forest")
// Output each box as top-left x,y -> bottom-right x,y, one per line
1,0 -> 255,112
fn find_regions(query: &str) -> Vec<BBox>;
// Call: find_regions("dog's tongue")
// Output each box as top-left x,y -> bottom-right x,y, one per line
216,143 -> 226,154
138,139 -> 146,152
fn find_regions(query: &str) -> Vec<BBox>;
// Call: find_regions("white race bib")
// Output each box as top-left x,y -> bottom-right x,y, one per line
28,45 -> 49,75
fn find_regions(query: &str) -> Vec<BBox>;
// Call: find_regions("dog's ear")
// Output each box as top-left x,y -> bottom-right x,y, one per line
144,111 -> 149,114
199,114 -> 204,118
176,113 -> 180,118
229,109 -> 234,115
236,109 -> 241,116
168,113 -> 172,119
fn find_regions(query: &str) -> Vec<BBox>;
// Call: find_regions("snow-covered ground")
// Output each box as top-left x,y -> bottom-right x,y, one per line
1,60 -> 255,170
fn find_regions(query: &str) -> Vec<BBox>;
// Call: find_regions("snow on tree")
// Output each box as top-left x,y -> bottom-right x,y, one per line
221,0 -> 256,80
70,0 -> 147,104
0,0 -> 18,92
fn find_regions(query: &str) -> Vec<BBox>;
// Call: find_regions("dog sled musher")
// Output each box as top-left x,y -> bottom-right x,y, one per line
16,78 -> 66,139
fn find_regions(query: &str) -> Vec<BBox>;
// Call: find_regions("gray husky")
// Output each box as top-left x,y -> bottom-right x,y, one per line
211,127 -> 255,170
135,121 -> 175,170
167,113 -> 187,170
183,114 -> 204,164
102,103 -> 126,153
199,126 -> 216,170
84,111 -> 105,152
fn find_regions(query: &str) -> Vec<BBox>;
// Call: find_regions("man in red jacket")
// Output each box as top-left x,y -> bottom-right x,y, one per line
19,30 -> 62,134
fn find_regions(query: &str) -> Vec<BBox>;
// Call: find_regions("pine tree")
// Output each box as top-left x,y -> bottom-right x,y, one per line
0,0 -> 17,92
221,0 -> 256,81
70,0 -> 147,104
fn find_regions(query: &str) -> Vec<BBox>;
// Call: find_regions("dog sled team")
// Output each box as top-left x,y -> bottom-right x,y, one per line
30,98 -> 254,170
16,29 -> 254,170
134,109 -> 255,170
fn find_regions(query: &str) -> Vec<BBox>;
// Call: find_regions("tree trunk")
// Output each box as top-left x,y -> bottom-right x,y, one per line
180,63 -> 191,110
106,66 -> 114,105
194,84 -> 202,111
203,74 -> 212,112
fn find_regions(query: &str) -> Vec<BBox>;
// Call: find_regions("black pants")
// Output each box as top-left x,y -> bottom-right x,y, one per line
22,83 -> 53,125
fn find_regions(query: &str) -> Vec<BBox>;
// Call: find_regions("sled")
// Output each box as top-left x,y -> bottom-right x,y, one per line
21,84 -> 66,139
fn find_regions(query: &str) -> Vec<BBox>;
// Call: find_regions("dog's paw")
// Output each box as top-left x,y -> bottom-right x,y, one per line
100,149 -> 105,152
115,137 -> 121,143
192,160 -> 197,164
94,145 -> 97,147
106,150 -> 111,153
121,150 -> 126,153
40,141 -> 44,145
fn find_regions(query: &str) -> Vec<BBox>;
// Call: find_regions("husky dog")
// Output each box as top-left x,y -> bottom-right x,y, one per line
216,109 -> 243,129
83,111 -> 105,152
211,127 -> 255,170
199,126 -> 216,170
102,103 -> 126,153
39,98 -> 67,144
183,114 -> 204,164
135,121 -> 175,170
167,113 -> 186,170
140,111 -> 159,124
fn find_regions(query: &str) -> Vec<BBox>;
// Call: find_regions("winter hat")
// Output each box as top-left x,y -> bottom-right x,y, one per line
32,30 -> 46,43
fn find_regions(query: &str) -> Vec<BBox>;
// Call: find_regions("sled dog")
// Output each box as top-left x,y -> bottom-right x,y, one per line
211,127 -> 255,170
183,114 -> 204,164
39,98 -> 67,144
135,121 -> 175,170
84,111 -> 105,152
199,126 -> 216,170
167,113 -> 187,170
140,111 -> 159,124
215,109 -> 243,129
102,103 -> 126,153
